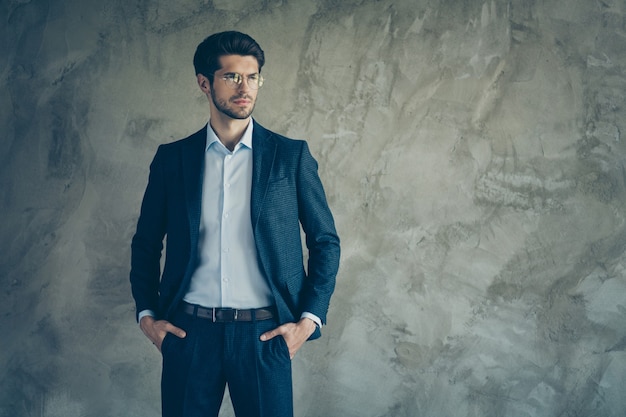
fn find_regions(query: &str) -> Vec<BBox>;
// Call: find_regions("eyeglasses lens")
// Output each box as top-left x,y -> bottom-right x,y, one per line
223,74 -> 264,90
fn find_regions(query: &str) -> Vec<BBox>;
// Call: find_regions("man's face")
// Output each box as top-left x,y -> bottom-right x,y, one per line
208,54 -> 260,120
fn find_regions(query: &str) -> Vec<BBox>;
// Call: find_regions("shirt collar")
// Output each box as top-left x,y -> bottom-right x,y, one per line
205,119 -> 254,152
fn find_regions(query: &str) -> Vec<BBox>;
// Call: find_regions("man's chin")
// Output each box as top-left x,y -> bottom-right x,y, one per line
229,113 -> 252,120
226,107 -> 254,120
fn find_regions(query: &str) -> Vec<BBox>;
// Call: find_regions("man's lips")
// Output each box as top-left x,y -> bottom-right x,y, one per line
232,97 -> 251,106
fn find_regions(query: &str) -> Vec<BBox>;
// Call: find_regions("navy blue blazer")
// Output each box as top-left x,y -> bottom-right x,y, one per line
130,121 -> 340,339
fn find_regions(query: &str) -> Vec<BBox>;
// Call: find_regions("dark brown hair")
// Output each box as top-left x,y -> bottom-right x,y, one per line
193,31 -> 265,84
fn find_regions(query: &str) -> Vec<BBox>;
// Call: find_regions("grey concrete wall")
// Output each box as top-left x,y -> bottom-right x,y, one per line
1,0 -> 626,416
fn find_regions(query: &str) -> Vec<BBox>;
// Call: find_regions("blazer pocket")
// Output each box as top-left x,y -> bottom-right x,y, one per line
285,272 -> 304,295
268,176 -> 290,187
284,275 -> 303,312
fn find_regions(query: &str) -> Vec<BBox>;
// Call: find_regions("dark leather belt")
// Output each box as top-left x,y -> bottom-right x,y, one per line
183,303 -> 274,322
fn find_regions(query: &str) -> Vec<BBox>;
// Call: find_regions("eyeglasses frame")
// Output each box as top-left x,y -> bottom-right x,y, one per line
214,72 -> 264,90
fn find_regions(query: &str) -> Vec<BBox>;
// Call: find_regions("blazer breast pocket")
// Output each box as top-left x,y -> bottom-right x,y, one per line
267,176 -> 289,188
264,177 -> 297,209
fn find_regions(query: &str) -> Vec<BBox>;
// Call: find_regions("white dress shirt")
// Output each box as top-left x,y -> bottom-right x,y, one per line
184,121 -> 273,308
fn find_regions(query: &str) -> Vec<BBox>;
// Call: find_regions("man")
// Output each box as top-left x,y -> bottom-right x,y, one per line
129,31 -> 340,417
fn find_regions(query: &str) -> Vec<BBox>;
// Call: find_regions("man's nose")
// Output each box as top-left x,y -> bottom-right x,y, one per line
237,78 -> 251,92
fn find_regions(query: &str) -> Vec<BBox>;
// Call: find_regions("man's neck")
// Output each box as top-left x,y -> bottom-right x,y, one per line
209,115 -> 251,152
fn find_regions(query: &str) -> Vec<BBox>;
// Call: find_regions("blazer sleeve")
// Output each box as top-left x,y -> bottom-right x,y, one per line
296,142 -> 341,324
129,146 -> 168,321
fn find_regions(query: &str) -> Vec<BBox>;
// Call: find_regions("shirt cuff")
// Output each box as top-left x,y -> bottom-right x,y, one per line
138,309 -> 156,323
300,312 -> 322,328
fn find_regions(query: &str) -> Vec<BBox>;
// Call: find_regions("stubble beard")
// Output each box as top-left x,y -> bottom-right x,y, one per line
210,88 -> 256,120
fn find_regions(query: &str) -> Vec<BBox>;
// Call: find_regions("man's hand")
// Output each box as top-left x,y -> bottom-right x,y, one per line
139,316 -> 186,352
259,318 -> 317,359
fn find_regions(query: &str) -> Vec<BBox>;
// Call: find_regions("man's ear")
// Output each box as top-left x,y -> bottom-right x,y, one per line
197,74 -> 210,93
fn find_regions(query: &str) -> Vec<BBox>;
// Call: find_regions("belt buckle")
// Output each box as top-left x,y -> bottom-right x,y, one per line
214,308 -> 238,322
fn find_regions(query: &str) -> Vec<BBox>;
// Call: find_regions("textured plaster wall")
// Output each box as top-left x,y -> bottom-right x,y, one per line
1,0 -> 626,416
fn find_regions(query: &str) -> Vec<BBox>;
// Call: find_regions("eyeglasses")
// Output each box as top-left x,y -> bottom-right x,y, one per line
216,72 -> 264,90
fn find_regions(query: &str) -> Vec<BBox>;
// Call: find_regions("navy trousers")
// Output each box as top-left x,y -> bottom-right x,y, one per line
160,306 -> 293,417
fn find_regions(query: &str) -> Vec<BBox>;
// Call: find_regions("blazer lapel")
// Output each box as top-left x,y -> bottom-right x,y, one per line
182,127 -> 207,240
251,121 -> 276,230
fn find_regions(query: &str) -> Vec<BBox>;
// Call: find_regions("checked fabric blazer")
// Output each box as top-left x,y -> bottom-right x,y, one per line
130,120 -> 340,340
